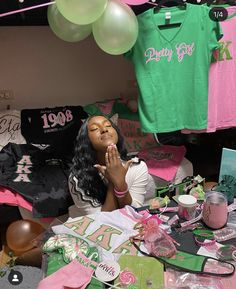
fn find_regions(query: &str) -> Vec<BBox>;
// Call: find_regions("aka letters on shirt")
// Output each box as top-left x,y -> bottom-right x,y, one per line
0,143 -> 73,218
207,6 -> 236,132
52,206 -> 149,261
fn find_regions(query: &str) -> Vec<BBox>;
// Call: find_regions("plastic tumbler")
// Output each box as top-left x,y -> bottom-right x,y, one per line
202,192 -> 228,229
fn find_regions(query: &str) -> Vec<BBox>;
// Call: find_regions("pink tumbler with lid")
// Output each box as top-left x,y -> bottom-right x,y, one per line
202,192 -> 228,229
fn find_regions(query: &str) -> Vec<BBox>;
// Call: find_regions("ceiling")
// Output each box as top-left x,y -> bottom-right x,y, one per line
0,0 -> 214,26
0,0 -> 49,26
0,0 -> 157,26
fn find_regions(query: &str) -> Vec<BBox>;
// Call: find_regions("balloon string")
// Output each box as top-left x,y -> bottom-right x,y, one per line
147,1 -> 158,6
0,1 -> 55,18
0,1 -> 158,18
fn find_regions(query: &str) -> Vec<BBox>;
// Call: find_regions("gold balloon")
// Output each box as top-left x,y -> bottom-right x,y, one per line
6,220 -> 44,253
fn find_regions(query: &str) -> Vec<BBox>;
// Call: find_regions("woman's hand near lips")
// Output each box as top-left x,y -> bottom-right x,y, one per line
94,144 -> 132,191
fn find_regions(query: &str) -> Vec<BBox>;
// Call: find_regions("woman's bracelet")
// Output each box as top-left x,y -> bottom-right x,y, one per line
114,186 -> 128,198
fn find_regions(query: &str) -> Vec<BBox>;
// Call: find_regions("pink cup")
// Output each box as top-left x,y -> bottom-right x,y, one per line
202,192 -> 228,229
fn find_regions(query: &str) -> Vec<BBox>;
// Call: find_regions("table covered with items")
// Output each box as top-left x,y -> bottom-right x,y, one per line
33,179 -> 236,289
1,175 -> 236,289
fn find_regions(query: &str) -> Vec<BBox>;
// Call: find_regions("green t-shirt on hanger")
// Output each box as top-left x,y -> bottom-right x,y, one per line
126,3 -> 223,133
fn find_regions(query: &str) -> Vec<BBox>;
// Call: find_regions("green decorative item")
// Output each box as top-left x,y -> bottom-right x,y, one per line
214,174 -> 236,204
149,196 -> 170,210
114,255 -> 164,289
155,175 -> 205,199
92,0 -> 138,55
48,4 -> 92,42
113,99 -> 139,121
56,0 -> 108,25
189,184 -> 205,201
193,229 -> 215,240
43,234 -> 91,263
0,271 -> 6,278
44,234 -> 103,289
84,99 -> 116,118
0,251 -> 15,279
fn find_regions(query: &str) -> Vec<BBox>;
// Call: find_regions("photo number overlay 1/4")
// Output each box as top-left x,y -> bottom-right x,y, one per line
209,6 -> 228,22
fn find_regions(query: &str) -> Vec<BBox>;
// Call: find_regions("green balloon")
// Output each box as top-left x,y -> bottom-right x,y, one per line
56,0 -> 108,25
47,4 -> 92,42
92,0 -> 138,55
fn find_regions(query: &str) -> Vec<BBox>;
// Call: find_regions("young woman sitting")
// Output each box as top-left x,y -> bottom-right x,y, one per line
68,115 -> 148,217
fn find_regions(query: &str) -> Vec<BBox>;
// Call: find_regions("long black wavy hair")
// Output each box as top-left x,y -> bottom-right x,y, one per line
71,115 -> 131,206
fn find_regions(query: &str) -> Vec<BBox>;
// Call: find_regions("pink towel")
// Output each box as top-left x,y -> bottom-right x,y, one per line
37,259 -> 95,289
0,186 -> 32,210
138,145 -> 186,181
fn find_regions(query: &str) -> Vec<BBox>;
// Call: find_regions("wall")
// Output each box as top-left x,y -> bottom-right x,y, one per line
0,26 -> 136,110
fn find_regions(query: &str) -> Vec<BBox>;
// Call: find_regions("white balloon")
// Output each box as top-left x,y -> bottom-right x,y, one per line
48,4 -> 92,42
92,0 -> 138,55
56,0 -> 108,25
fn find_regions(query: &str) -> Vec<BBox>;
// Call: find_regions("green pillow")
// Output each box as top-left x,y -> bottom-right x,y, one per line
113,99 -> 139,121
84,99 -> 116,118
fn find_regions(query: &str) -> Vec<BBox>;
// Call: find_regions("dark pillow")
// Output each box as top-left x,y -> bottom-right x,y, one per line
21,105 -> 88,155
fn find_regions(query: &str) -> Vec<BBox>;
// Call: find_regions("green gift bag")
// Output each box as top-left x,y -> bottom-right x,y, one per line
114,255 -> 164,289
214,174 -> 236,204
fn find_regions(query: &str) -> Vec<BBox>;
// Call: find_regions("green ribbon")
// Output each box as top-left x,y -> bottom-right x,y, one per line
193,229 -> 215,240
